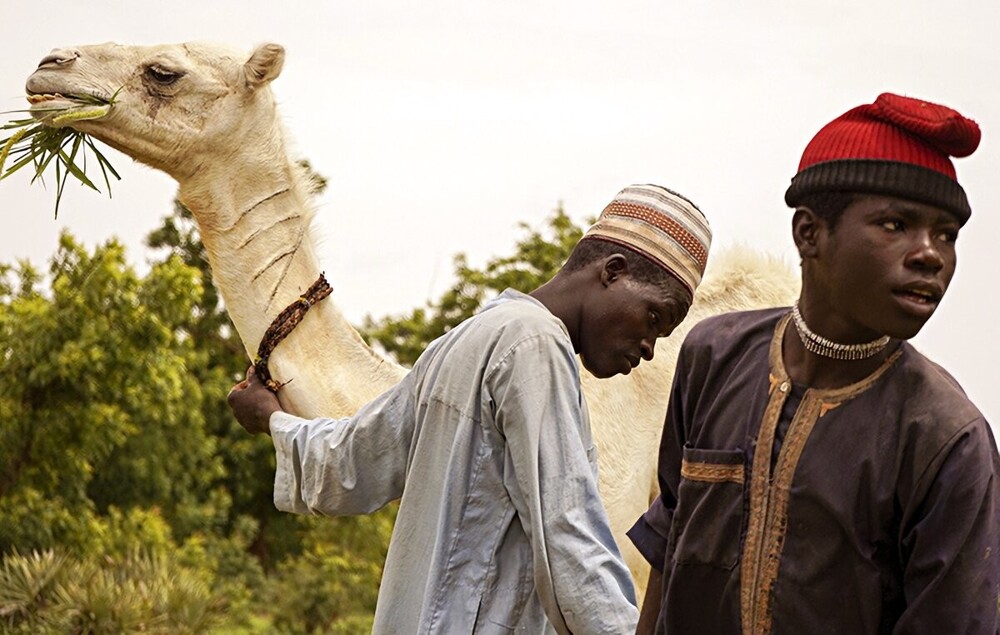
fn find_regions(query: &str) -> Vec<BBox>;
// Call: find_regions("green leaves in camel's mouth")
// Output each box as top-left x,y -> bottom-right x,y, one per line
1,90 -> 121,218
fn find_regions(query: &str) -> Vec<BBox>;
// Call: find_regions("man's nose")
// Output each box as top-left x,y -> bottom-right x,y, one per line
640,339 -> 655,361
905,231 -> 945,272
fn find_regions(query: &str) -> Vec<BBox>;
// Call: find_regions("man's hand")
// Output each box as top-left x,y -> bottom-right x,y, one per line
227,366 -> 282,435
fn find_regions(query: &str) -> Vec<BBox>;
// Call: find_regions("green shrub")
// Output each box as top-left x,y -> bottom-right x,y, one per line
0,548 -> 230,634
0,548 -> 68,633
265,510 -> 395,634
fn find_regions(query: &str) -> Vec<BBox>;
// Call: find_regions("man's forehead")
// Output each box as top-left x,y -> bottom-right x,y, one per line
848,193 -> 963,224
640,274 -> 692,306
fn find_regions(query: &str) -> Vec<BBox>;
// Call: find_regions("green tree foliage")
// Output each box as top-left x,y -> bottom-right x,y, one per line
0,235 -> 257,627
0,234 -> 219,554
0,174 -> 584,631
264,510 -> 395,634
361,204 -> 586,366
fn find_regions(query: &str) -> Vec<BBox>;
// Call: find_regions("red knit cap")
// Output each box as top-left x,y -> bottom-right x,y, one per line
785,93 -> 981,224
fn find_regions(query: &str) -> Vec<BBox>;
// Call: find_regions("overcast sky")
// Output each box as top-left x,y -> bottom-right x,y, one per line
2,1 -> 998,426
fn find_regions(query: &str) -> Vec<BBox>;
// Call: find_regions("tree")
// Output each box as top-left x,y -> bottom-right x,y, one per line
0,233 -> 264,627
361,204 -> 586,366
264,510 -> 395,634
0,233 -> 220,554
0,547 -> 228,634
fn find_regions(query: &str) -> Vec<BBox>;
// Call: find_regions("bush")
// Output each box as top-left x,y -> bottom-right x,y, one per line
265,509 -> 395,634
0,547 -> 230,634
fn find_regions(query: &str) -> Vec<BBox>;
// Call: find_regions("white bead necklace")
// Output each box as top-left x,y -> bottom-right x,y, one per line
790,302 -> 890,361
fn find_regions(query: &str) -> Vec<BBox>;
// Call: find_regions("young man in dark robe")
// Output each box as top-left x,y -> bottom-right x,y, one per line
629,93 -> 1000,634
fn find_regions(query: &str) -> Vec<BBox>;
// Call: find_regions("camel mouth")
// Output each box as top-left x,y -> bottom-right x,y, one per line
25,93 -> 113,125
2,88 -> 121,218
27,92 -> 109,106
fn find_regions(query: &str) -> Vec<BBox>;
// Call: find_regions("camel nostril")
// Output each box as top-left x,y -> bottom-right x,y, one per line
38,49 -> 81,69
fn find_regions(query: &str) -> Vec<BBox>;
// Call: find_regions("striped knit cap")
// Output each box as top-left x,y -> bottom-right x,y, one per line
785,93 -> 981,224
583,184 -> 711,295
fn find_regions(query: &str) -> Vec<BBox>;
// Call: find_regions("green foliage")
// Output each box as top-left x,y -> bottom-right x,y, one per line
0,548 -> 226,634
1,93 -> 121,218
265,510 -> 395,634
0,232 -> 258,626
0,548 -> 67,632
361,204 -> 586,366
1,163 -> 583,630
175,513 -> 265,629
0,234 -> 219,555
91,507 -> 175,559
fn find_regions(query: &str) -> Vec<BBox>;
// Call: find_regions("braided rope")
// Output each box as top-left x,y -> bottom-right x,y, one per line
254,273 -> 333,392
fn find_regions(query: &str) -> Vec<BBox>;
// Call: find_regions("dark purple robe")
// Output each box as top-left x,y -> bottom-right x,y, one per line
629,307 -> 1000,634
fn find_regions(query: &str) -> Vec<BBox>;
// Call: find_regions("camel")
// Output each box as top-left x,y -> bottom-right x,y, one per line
21,41 -> 799,594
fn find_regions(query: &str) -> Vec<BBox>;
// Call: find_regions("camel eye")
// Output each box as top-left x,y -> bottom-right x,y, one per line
145,64 -> 182,85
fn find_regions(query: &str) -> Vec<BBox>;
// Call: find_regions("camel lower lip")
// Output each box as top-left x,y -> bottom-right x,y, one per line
27,93 -> 108,109
24,97 -> 112,125
27,95 -> 87,113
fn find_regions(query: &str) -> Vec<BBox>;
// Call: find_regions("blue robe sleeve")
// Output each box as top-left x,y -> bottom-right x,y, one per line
268,371 -> 418,516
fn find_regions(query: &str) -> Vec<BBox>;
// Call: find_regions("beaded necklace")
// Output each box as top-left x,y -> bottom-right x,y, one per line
790,302 -> 890,361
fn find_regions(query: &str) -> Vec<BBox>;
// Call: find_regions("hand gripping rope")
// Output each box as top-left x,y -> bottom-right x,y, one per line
253,273 -> 333,392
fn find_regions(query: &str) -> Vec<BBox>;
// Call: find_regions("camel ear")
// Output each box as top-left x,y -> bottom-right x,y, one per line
244,43 -> 285,88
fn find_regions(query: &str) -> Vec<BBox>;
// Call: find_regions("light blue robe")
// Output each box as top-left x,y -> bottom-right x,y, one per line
269,290 -> 638,633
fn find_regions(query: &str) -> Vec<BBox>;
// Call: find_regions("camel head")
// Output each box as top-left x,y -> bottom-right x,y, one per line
24,42 -> 286,183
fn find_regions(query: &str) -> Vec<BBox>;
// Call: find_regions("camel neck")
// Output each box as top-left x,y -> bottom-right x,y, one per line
177,165 -> 406,418
180,166 -> 319,334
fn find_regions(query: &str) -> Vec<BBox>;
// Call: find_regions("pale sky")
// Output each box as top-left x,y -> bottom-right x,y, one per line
2,1 -> 998,427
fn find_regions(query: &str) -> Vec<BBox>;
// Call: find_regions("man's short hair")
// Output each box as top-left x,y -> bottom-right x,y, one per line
563,238 -> 688,293
794,191 -> 857,230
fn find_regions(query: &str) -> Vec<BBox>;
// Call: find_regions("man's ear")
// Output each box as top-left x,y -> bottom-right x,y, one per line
792,207 -> 823,259
600,254 -> 629,287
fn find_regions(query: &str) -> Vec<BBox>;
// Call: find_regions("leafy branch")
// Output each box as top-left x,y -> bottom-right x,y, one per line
1,90 -> 122,218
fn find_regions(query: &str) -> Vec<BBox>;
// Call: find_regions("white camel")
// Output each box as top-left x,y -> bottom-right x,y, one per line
22,41 -> 799,592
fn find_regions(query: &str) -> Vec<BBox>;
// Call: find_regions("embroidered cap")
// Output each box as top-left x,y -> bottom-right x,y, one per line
785,93 -> 981,224
583,184 -> 711,295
